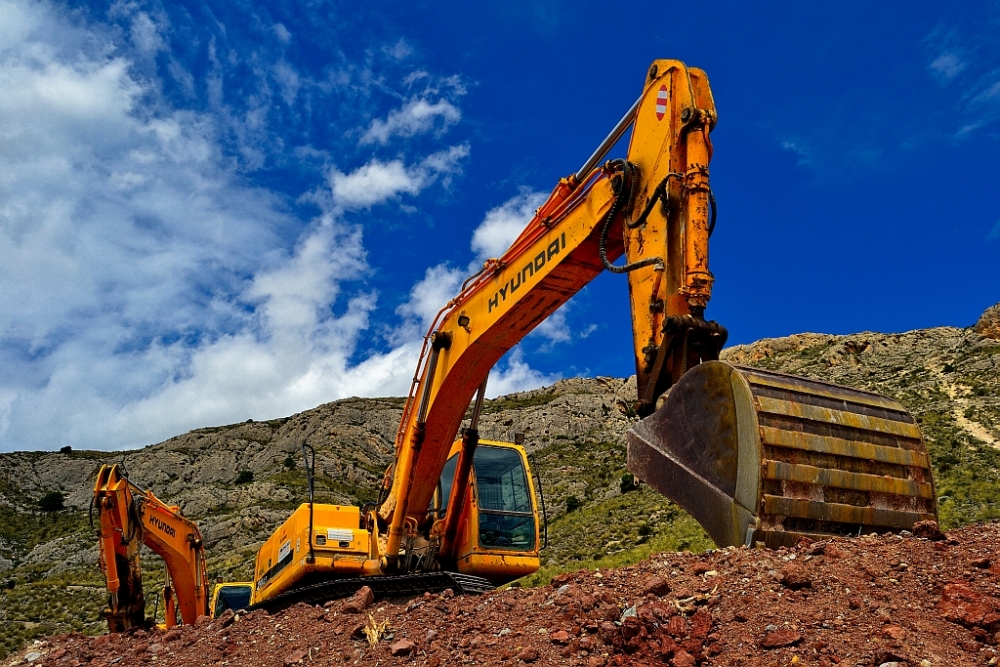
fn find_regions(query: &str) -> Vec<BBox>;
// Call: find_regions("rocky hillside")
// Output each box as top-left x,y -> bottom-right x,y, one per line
0,305 -> 997,658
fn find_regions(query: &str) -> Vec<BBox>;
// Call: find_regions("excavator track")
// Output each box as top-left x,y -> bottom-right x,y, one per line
628,361 -> 937,549
246,572 -> 494,614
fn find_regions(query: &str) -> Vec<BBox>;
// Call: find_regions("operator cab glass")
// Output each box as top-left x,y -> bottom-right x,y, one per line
213,585 -> 252,617
473,445 -> 536,551
433,454 -> 459,519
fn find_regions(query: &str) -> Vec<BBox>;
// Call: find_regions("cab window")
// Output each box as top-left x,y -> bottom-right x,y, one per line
213,585 -> 252,617
474,446 -> 535,551
434,454 -> 459,519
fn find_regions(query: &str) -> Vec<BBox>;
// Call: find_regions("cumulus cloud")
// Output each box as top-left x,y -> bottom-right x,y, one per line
361,98 -> 461,145
109,221 -> 420,441
471,189 -> 547,260
396,264 -> 466,334
533,307 -> 572,349
486,349 -> 560,398
329,144 -> 469,209
0,0 -> 559,452
392,188 -> 579,356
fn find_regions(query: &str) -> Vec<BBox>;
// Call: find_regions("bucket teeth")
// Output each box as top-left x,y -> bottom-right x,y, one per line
627,362 -> 937,549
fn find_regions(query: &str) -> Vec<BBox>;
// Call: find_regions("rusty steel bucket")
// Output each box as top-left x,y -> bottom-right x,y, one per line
627,361 -> 937,549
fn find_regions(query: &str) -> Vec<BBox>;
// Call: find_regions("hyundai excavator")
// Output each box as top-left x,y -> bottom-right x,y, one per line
246,59 -> 937,611
96,60 -> 939,622
93,463 -> 252,631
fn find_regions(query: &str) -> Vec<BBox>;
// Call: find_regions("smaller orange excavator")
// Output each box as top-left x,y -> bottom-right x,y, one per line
92,463 -> 251,631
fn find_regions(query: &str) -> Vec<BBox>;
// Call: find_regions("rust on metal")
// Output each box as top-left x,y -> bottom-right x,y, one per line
627,361 -> 938,550
741,372 -> 905,411
764,461 -> 934,499
759,427 -> 929,467
762,496 -> 935,529
755,397 -> 923,440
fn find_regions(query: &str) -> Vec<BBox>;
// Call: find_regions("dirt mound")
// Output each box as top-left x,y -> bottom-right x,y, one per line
10,523 -> 1000,667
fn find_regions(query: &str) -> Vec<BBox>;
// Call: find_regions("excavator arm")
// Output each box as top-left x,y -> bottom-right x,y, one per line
93,464 -> 210,631
378,59 -> 937,562
378,61 -> 727,562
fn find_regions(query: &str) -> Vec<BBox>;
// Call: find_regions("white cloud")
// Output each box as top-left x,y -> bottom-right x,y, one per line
471,189 -> 546,260
780,138 -> 813,167
273,23 -> 291,43
330,159 -> 425,208
329,144 -> 469,209
0,0 -> 562,452
392,189 -> 577,353
486,349 -> 560,398
110,222 -> 418,440
0,0 -> 391,451
396,264 -> 466,333
974,81 -> 1000,102
130,12 -> 167,56
929,52 -> 965,81
384,38 -> 413,61
361,98 -> 461,145
533,307 -> 572,348
273,60 -> 301,106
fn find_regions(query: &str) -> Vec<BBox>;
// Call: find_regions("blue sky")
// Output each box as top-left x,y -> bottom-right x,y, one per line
1,0 -> 998,452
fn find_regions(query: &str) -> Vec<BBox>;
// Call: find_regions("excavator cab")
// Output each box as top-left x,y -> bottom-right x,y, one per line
210,582 -> 253,617
433,439 -> 541,583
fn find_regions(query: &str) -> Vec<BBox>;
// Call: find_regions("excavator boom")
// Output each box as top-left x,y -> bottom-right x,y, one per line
378,59 -> 937,561
234,60 -> 939,612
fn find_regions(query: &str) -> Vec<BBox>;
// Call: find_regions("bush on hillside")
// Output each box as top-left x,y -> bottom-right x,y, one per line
38,491 -> 65,512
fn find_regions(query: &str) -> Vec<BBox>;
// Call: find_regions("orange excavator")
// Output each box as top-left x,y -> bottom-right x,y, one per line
247,59 -> 938,610
93,463 -> 252,631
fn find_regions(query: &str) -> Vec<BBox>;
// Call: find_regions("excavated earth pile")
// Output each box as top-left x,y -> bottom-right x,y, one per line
9,523 -> 1000,667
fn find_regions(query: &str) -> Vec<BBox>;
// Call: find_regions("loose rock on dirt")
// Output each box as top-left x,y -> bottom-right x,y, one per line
9,523 -> 1000,667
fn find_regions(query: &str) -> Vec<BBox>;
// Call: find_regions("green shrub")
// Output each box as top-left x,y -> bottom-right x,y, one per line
38,491 -> 65,512
620,473 -> 637,494
565,496 -> 582,512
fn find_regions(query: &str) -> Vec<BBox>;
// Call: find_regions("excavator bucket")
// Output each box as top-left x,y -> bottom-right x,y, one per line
627,361 -> 937,549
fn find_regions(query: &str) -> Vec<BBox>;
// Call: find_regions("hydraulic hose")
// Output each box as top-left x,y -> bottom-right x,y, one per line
599,160 -> 665,274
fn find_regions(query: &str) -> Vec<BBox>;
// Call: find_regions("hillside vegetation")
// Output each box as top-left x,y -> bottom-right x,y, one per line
0,306 -> 997,658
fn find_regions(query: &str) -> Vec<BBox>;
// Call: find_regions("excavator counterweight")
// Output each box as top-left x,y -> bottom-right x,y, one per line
628,362 -> 937,548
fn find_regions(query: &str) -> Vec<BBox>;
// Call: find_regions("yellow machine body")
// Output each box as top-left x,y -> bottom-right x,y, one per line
253,504 -> 372,604
252,438 -> 540,604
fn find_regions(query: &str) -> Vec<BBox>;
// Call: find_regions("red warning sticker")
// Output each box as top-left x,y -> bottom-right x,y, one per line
655,85 -> 668,120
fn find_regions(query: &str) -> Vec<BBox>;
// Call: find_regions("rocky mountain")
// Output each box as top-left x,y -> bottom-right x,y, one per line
0,305 -> 997,658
